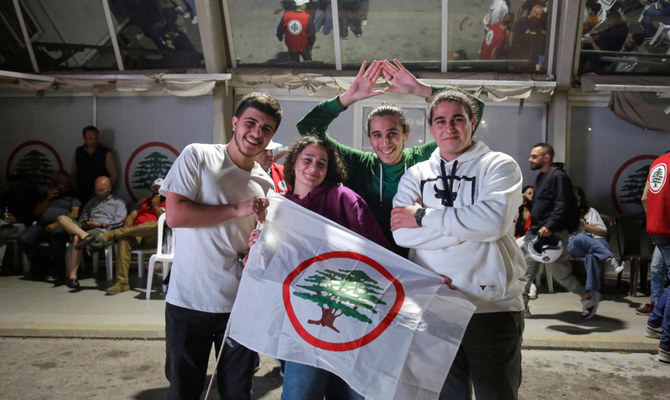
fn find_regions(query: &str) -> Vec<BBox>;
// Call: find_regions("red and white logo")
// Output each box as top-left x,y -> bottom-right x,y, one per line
287,20 -> 303,35
649,162 -> 667,194
124,142 -> 179,202
283,251 -> 405,352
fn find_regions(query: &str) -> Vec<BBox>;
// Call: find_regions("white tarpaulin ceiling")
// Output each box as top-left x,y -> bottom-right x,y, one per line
1,69 -> 555,102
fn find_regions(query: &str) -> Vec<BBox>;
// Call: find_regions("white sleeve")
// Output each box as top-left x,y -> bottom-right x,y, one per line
492,3 -> 508,25
392,168 -> 462,249
160,144 -> 201,201
421,156 -> 523,242
584,208 -> 606,232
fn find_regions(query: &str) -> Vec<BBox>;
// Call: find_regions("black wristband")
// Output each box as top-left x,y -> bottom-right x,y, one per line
414,207 -> 426,227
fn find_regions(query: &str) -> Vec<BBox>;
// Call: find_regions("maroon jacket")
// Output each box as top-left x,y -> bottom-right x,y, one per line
285,181 -> 390,249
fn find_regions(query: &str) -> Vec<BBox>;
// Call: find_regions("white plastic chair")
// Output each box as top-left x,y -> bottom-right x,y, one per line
66,241 -> 115,279
132,248 -> 156,278
650,23 -> 670,48
145,213 -> 175,300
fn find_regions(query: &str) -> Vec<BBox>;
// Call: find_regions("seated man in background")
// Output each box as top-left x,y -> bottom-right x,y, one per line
0,170 -> 40,272
582,9 -> 628,71
567,187 -> 623,311
57,176 -> 126,289
19,170 -> 81,280
641,1 -> 670,38
77,178 -> 166,295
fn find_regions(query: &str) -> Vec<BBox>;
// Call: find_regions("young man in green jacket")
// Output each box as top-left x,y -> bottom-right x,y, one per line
297,59 -> 484,254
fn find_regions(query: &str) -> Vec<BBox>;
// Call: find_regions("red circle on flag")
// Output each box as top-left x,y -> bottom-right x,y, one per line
6,140 -> 63,178
283,251 -> 405,352
610,154 -> 657,214
124,141 -> 179,202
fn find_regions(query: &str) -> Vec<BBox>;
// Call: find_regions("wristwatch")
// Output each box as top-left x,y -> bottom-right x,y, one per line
414,207 -> 426,227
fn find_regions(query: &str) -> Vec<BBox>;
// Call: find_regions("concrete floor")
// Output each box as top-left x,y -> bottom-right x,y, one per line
0,268 -> 668,399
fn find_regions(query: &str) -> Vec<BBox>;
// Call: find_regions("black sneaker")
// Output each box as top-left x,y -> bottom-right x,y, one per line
66,278 -> 80,289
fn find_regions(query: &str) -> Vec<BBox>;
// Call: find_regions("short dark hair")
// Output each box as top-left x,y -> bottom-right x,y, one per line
632,32 -> 645,46
575,186 -> 589,215
502,13 -> 515,27
532,142 -> 554,159
366,104 -> 409,136
82,125 -> 99,137
606,9 -> 621,21
283,135 -> 347,189
454,49 -> 467,60
234,92 -> 283,129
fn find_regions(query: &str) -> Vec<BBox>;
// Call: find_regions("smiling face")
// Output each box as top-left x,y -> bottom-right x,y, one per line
231,107 -> 278,159
293,143 -> 329,195
429,101 -> 475,162
368,115 -> 409,165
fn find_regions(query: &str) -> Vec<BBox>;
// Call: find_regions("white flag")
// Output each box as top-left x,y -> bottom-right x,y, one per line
229,194 -> 475,400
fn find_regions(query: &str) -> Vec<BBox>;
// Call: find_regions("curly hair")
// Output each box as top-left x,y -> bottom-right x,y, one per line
283,135 -> 347,189
365,104 -> 409,135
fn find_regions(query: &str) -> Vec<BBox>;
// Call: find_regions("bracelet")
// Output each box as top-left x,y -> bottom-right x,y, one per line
414,207 -> 426,227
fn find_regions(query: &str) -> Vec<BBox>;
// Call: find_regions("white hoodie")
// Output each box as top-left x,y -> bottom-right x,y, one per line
393,141 -> 527,313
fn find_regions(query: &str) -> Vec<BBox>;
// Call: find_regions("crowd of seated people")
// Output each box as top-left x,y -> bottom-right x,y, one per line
5,171 -> 165,294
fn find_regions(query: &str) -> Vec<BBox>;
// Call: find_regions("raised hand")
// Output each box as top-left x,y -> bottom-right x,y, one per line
382,59 -> 432,98
338,60 -> 385,108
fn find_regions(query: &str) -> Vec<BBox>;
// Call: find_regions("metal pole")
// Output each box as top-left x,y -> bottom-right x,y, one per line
12,0 -> 39,73
101,0 -> 125,71
441,0 -> 448,73
546,0 -> 560,77
332,0 -> 342,70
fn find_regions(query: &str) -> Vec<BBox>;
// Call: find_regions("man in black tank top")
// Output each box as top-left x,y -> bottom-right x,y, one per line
71,126 -> 118,204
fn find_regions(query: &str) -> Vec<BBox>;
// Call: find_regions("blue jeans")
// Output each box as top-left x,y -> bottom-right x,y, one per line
649,247 -> 668,302
567,233 -> 613,293
648,235 -> 670,350
649,286 -> 670,350
165,303 -> 257,400
440,312 -> 524,400
642,4 -> 670,36
314,5 -> 333,35
281,361 -> 363,400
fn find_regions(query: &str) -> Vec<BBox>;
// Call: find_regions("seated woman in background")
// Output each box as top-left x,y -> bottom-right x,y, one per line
567,187 -> 624,307
250,135 -> 389,400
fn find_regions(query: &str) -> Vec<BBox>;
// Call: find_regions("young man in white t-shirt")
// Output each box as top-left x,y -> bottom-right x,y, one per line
160,92 -> 282,400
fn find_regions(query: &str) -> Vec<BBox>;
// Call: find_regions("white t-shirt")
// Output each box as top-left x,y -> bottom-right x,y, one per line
160,143 -> 274,313
483,0 -> 508,30
582,207 -> 606,240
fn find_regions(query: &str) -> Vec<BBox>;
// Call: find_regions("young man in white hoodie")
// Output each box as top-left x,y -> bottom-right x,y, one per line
391,89 -> 526,400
